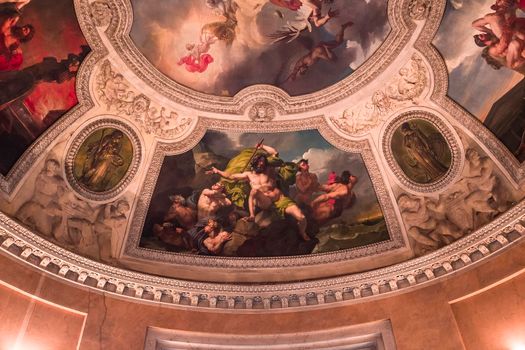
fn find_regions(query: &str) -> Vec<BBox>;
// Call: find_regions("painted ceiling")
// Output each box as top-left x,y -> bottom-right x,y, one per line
0,0 -> 524,309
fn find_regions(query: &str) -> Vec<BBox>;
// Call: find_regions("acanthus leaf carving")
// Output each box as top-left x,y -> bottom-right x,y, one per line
331,53 -> 427,135
96,60 -> 192,139
408,0 -> 431,21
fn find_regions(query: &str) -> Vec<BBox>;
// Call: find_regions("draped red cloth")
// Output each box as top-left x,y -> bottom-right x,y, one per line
519,0 -> 525,10
177,53 -> 213,73
269,0 -> 302,11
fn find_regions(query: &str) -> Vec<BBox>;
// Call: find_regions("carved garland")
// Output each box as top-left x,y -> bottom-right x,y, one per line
330,53 -> 429,136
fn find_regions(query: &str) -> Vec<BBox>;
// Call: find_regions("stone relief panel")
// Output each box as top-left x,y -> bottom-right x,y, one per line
95,60 -> 194,139
397,138 -> 524,256
330,53 -> 428,136
1,149 -> 132,264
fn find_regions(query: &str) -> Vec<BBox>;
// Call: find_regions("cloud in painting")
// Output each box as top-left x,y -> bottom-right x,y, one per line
299,147 -> 379,211
130,0 -> 389,96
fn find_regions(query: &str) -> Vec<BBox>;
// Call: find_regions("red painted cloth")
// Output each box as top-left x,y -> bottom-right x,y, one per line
520,0 -> 525,10
178,53 -> 213,73
270,0 -> 302,11
0,52 -> 22,71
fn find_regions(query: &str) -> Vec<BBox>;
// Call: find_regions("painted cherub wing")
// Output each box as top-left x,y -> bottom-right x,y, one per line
267,12 -> 312,44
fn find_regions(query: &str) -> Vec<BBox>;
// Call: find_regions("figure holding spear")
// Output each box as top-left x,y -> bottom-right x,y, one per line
206,140 -> 310,240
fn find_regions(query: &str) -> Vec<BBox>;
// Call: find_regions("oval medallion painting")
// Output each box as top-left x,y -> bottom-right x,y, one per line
130,0 -> 390,96
391,120 -> 452,184
72,128 -> 134,193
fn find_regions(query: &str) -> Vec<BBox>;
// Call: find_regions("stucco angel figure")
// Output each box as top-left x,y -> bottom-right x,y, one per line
16,159 -> 65,238
397,194 -> 440,255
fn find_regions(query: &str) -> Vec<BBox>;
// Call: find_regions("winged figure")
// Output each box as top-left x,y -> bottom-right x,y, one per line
268,0 -> 339,43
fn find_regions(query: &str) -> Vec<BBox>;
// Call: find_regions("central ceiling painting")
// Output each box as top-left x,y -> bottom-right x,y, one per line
130,0 -> 390,96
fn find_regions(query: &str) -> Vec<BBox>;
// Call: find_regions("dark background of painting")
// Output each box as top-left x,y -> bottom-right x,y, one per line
0,0 -> 88,175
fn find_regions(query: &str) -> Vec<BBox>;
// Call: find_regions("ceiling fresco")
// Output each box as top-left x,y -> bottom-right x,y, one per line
1,0 -> 525,308
129,0 -> 390,96
139,130 -> 389,257
434,0 -> 525,161
0,0 -> 89,175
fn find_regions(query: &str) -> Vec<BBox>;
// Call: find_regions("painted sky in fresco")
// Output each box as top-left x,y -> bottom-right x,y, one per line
130,0 -> 389,96
202,130 -> 381,218
434,0 -> 524,121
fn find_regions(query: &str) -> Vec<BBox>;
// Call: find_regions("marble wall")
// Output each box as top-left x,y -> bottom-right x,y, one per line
1,238 -> 525,350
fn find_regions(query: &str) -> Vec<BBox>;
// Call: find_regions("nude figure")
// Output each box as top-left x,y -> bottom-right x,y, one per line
294,158 -> 319,206
178,31 -> 217,73
197,181 -> 232,220
472,3 -> 525,69
203,227 -> 232,255
303,0 -> 339,28
208,144 -> 309,240
311,175 -> 347,224
311,171 -> 357,225
153,195 -> 197,249
188,218 -> 231,255
284,21 -> 353,83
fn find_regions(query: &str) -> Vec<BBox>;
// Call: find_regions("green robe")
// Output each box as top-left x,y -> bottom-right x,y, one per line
220,148 -> 298,209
